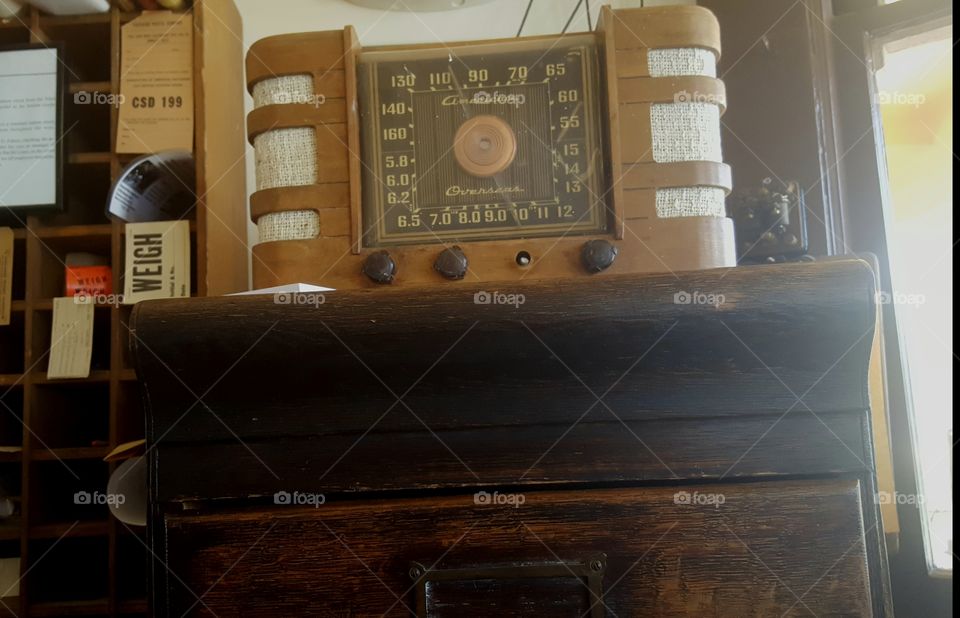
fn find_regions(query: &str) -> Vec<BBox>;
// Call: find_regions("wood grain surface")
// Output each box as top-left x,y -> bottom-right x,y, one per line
135,259 -> 891,616
162,481 -> 872,617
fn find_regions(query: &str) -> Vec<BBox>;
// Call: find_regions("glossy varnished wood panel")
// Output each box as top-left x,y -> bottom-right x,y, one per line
161,481 -> 872,617
134,260 -> 876,445
153,413 -> 868,502
135,259 -> 891,615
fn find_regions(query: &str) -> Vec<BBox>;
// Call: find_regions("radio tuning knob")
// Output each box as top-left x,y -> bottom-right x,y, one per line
434,246 -> 469,280
362,250 -> 397,284
581,240 -> 618,273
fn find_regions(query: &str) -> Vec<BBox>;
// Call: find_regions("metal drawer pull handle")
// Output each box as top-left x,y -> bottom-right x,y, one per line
408,553 -> 607,617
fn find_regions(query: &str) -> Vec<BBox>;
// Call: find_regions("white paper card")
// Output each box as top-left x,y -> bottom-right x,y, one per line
229,283 -> 334,296
123,220 -> 190,304
116,12 -> 194,153
47,297 -> 94,380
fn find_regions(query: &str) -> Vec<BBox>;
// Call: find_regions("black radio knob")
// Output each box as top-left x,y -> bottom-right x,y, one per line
362,250 -> 397,283
434,246 -> 468,280
581,240 -> 618,273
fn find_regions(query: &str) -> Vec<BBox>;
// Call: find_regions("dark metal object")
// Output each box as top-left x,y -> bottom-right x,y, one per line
362,250 -> 397,283
434,246 -> 469,280
409,554 -> 607,617
562,0 -> 586,34
728,180 -> 808,263
516,0 -> 534,37
580,239 -> 618,272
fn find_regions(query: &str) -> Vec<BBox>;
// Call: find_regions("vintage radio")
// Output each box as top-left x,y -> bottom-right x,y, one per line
246,5 -> 735,289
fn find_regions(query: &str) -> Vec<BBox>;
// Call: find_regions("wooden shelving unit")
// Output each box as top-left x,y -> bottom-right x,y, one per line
1,1 -> 248,615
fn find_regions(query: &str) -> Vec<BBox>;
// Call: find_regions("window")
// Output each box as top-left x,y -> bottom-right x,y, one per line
873,24 -> 953,575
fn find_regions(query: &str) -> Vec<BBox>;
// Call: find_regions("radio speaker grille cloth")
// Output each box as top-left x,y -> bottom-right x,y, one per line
251,47 -> 727,242
648,48 -> 725,219
648,47 -> 716,78
258,209 -> 321,243
252,74 -> 315,108
253,74 -> 322,243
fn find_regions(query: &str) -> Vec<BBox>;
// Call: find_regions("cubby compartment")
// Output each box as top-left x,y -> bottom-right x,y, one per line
27,535 -> 108,603
116,534 -> 147,603
0,387 -> 23,449
0,538 -> 19,613
0,460 -> 21,542
0,313 -> 24,375
0,461 -> 20,505
31,306 -> 111,374
65,94 -> 112,154
0,21 -> 30,47
34,230 -> 112,300
30,384 -> 109,450
115,382 -> 144,446
39,164 -> 112,227
38,17 -> 111,83
28,459 -> 109,527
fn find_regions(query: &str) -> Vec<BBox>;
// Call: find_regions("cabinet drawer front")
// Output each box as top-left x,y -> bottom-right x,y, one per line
160,480 -> 873,617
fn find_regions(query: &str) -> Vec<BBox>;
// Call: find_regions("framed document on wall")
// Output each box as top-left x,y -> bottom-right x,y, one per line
0,44 -> 65,212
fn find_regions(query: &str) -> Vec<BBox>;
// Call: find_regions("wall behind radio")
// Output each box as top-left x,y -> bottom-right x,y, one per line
232,0 -> 694,286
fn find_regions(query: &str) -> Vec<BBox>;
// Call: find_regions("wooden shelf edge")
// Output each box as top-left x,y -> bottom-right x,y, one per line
38,13 -> 111,27
32,300 -> 115,311
0,449 -> 22,463
27,597 -> 147,616
68,152 -> 112,165
33,370 -> 112,385
28,598 -> 108,617
30,446 -> 111,461
0,374 -> 24,388
0,516 -> 21,541
28,520 -> 109,540
34,223 -> 113,239
118,598 -> 148,613
67,81 -> 113,95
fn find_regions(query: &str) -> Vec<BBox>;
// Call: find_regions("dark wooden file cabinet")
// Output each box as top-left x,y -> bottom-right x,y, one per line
132,259 -> 892,616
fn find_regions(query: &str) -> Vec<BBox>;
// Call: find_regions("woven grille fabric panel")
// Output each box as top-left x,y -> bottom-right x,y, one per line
254,128 -> 318,191
646,47 -> 725,219
648,48 -> 716,78
252,74 -> 316,108
650,102 -> 722,164
258,210 -> 320,243
252,77 -> 321,242
656,187 -> 727,218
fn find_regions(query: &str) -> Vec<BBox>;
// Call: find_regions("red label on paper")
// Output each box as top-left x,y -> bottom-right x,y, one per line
66,266 -> 113,298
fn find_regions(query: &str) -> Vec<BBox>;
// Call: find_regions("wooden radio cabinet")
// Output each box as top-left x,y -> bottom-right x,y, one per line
132,259 -> 892,616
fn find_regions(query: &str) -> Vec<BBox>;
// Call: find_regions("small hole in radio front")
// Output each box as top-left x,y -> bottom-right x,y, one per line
516,251 -> 532,267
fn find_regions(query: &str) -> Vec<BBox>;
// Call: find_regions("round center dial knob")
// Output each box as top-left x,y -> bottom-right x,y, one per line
452,114 -> 517,177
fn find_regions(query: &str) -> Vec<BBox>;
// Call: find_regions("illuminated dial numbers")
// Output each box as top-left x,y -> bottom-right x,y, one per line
358,36 -> 608,246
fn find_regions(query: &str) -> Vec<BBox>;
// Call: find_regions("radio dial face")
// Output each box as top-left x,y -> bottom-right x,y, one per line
358,35 -> 609,247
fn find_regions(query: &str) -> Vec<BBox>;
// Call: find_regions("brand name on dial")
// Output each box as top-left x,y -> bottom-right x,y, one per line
442,91 -> 527,107
445,185 -> 524,197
